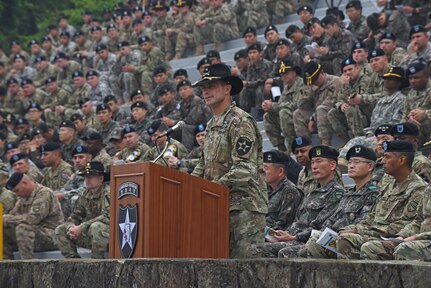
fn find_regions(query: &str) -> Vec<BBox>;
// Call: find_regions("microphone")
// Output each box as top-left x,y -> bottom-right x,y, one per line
156,121 -> 185,139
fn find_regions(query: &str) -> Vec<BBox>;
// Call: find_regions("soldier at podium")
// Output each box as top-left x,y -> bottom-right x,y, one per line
192,64 -> 268,258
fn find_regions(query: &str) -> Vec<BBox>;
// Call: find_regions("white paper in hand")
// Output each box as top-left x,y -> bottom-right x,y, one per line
316,227 -> 338,253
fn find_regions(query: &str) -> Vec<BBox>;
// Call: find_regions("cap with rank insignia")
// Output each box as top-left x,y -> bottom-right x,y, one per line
176,80 -> 192,91
109,129 -> 122,141
72,145 -> 89,156
40,142 -> 61,153
291,135 -> 312,151
158,83 -> 175,96
59,120 -> 76,130
195,123 -> 206,134
374,124 -> 393,136
303,61 -> 322,85
242,26 -> 257,37
391,122 -> 420,137
297,5 -> 313,14
309,145 -> 339,161
406,62 -> 426,76
341,58 -> 356,70
368,48 -> 385,60
45,76 -> 56,84
263,149 -> 291,164
10,153 -> 27,166
264,25 -> 278,37
410,25 -> 427,38
131,101 -> 148,110
234,49 -> 247,61
96,103 -> 110,113
346,145 -> 377,161
382,140 -> 414,152
6,172 -> 24,190
5,142 -> 18,152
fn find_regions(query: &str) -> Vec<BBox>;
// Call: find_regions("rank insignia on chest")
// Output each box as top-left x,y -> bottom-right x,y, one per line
236,136 -> 252,156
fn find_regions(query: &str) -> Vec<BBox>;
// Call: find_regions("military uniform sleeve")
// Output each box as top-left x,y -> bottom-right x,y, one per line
80,187 -> 111,229
274,187 -> 303,230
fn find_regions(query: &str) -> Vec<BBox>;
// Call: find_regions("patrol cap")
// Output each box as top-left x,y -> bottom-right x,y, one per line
374,124 -> 393,136
40,142 -> 61,153
297,5 -> 313,14
309,145 -> 339,161
247,43 -> 262,52
234,49 -> 248,61
341,58 -> 357,70
96,103 -> 110,113
243,26 -> 257,37
9,153 -> 28,166
379,32 -> 396,42
263,149 -> 291,164
368,48 -> 385,60
54,52 -> 68,61
264,25 -> 278,37
285,25 -> 301,38
103,95 -> 117,103
173,68 -> 188,78
158,83 -> 175,96
14,54 -> 26,61
6,172 -> 24,190
91,26 -> 102,33
176,79 -> 192,91
60,31 -> 70,38
28,39 -> 39,47
303,61 -> 322,85
382,140 -> 415,152
95,43 -> 108,53
391,122 -> 420,137
346,0 -> 362,9
82,131 -> 103,141
346,145 -> 377,161
306,17 -> 321,29
320,15 -> 338,28
21,78 -> 33,87
206,50 -> 220,59
406,62 -> 427,76
351,42 -> 366,53
71,145 -> 89,156
138,35 -> 151,44
59,120 -> 76,130
410,25 -> 427,38
121,124 -> 136,137
45,76 -> 57,84
275,38 -> 290,48
15,117 -> 29,127
7,78 -> 19,85
195,123 -> 206,135
77,161 -> 107,180
27,102 -> 42,112
70,113 -> 83,122
5,141 -> 18,152
72,70 -> 84,79
291,135 -> 313,151
278,60 -> 301,75
117,40 -> 130,49
78,97 -> 91,107
34,55 -> 47,64
147,119 -> 168,135
131,101 -> 148,110
86,70 -> 99,78
153,65 -> 167,76
197,57 -> 211,70
130,89 -> 145,99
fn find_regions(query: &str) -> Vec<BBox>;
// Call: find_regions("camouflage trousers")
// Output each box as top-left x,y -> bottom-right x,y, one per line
230,210 -> 266,258
338,136 -> 376,159
55,221 -> 109,259
360,239 -> 400,260
262,240 -> 307,258
293,108 -> 313,138
140,70 -> 156,94
327,106 -> 369,139
165,32 -> 195,58
394,240 -> 431,261
337,232 -> 376,259
3,223 -> 58,260
119,72 -> 138,104
306,231 -> 337,259
263,107 -> 295,152
194,23 -> 239,46
237,11 -> 269,33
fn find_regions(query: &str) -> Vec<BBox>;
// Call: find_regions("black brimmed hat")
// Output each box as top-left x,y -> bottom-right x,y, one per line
192,64 -> 244,95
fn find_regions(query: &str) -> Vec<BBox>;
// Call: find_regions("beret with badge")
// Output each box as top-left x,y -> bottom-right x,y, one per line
351,42 -> 366,53
206,50 -> 220,59
138,36 -> 151,45
7,78 -> 19,85
6,172 -> 24,190
153,65 -> 167,76
45,76 -> 57,85
86,70 -> 99,78
130,89 -> 145,99
173,68 -> 188,78
40,142 -> 61,153
234,49 -> 248,61
410,25 -> 427,38
96,103 -> 110,113
158,83 -> 175,96
275,38 -> 290,48
72,70 -> 84,79
263,149 -> 291,164
15,117 -> 29,127
78,97 -> 91,108
379,32 -> 396,42
297,5 -> 313,14
341,58 -> 357,70
195,123 -> 206,135
71,145 -> 89,157
197,57 -> 211,70
368,48 -> 385,60
131,101 -> 148,111
121,124 -> 136,138
406,62 -> 427,76
264,25 -> 278,37
391,122 -> 420,137
9,153 -> 27,166
247,43 -> 262,52
346,0 -> 362,10
382,140 -> 415,152
346,145 -> 377,161
291,135 -> 312,152
374,124 -> 393,136
309,145 -> 339,161
176,80 -> 192,91
82,131 -> 103,141
147,119 -> 168,135
243,26 -> 257,37
285,25 -> 301,38
103,94 -> 117,103
59,120 -> 76,130
5,142 -> 18,152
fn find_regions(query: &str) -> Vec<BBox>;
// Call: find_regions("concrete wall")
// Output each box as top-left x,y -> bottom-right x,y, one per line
1,258 -> 431,288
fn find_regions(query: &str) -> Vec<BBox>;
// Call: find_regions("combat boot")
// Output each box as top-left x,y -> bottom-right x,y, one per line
195,45 -> 205,56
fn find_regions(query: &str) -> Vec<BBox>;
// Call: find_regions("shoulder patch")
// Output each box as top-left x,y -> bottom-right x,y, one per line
235,136 -> 253,156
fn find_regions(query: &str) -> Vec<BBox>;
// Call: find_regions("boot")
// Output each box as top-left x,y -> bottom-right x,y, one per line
195,45 -> 205,56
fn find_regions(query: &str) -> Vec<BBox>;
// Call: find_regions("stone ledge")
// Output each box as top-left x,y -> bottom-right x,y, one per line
1,258 -> 431,288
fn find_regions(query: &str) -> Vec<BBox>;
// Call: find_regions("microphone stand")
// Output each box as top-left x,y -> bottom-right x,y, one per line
151,136 -> 169,165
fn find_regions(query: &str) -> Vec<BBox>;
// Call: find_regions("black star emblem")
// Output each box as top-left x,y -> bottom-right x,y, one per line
235,137 -> 252,156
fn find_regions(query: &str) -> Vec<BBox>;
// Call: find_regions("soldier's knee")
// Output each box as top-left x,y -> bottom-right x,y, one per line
360,241 -> 379,259
89,222 -> 109,238
55,224 -> 67,236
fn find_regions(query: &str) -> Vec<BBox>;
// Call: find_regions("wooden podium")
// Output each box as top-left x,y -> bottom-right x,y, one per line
109,162 -> 229,259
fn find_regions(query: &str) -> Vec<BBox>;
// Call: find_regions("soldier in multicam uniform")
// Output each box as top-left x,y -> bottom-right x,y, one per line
263,150 -> 304,230
70,71 -> 90,104
43,76 -> 71,127
263,61 -> 306,153
20,78 -> 48,113
151,1 -> 174,54
191,64 -> 268,258
78,98 -> 99,129
55,161 -> 110,258
235,0 -> 269,32
307,145 -> 379,258
54,52 -> 82,93
0,166 -> 17,214
293,61 -> 342,146
338,140 -> 426,259
33,55 -> 58,89
262,145 -> 345,258
82,132 -> 112,173
345,1 -> 370,42
114,125 -> 151,163
378,32 -> 407,67
103,95 -> 129,126
3,173 -> 63,259
328,58 -> 371,146
351,42 -> 372,77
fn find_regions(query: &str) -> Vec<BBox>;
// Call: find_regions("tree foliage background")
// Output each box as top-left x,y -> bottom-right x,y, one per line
0,0 -> 119,52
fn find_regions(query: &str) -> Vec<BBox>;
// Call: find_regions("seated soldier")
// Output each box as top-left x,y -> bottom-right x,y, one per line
55,161 -> 110,259
0,168 -> 16,215
307,145 -> 379,258
3,173 -> 64,259
82,132 -> 112,172
129,101 -> 151,145
263,149 -> 304,231
10,152 -> 43,183
113,125 -> 151,163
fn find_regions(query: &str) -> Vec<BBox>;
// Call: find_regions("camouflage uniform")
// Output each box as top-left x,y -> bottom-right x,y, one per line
0,187 -> 17,214
382,10 -> 411,49
27,166 -> 44,183
407,42 -> 431,66
154,100 -> 181,120
235,0 -> 269,32
70,83 -> 91,104
262,178 -> 345,258
337,172 -> 426,259
307,180 -> 379,258
57,60 -> 82,93
165,9 -> 196,59
112,50 -> 141,103
192,103 -> 268,258
55,184 -> 110,258
57,173 -> 85,220
266,177 -> 304,230
116,142 -> 152,163
92,149 -> 113,173
95,120 -> 120,146
405,80 -> 431,140
264,78 -> 307,152
361,67 -> 390,107
34,63 -> 58,89
346,15 -> 370,42
3,183 -> 64,259
43,87 -> 71,127
88,82 -> 114,105
136,46 -> 170,94
177,146 -> 202,173
144,138 -> 189,166
152,14 -> 174,53
328,73 -> 371,139
41,160 -> 74,191
93,52 -> 119,95
62,137 -> 84,164
387,47 -> 407,67
262,42 -> 278,62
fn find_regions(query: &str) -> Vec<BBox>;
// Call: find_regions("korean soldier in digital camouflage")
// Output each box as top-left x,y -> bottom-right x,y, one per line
337,140 -> 426,259
262,145 -> 345,258
307,145 -> 379,258
3,172 -> 63,259
55,161 -> 110,258
191,63 -> 268,258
